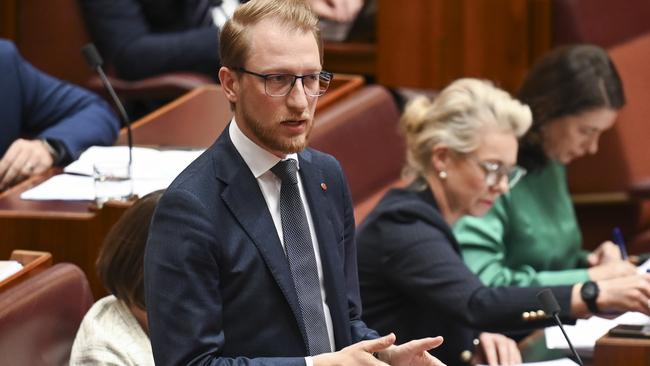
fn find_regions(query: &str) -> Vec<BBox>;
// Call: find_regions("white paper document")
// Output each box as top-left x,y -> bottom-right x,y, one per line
0,260 -> 23,281
63,146 -> 204,179
478,357 -> 577,366
21,146 -> 204,201
637,257 -> 650,274
544,312 -> 650,356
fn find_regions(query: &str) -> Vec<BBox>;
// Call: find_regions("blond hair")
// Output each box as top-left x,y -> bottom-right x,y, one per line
220,0 -> 322,68
401,78 -> 532,180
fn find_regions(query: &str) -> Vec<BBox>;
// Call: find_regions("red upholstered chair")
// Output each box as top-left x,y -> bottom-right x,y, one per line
553,0 -> 650,48
310,85 -> 406,223
0,263 -> 94,366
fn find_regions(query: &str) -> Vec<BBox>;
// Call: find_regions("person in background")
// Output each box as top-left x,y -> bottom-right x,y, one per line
454,45 -> 637,291
357,78 -> 650,366
0,39 -> 120,192
70,190 -> 163,366
145,1 -> 443,365
80,0 -> 363,81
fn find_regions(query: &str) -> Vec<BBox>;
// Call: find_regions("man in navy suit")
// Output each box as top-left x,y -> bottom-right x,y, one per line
0,39 -> 119,191
144,1 -> 443,365
80,0 -> 363,81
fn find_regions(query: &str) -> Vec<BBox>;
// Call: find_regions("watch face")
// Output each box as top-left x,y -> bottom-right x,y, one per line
582,282 -> 597,300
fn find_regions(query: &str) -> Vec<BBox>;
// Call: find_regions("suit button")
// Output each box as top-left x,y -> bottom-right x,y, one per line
460,350 -> 473,363
537,310 -> 546,318
522,311 -> 530,321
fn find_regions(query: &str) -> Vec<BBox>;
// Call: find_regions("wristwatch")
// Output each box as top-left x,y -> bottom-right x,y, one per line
580,280 -> 600,314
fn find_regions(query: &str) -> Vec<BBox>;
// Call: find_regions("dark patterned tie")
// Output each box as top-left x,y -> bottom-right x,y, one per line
271,159 -> 332,355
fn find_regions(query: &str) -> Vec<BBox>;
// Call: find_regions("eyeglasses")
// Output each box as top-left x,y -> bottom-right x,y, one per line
234,67 -> 333,97
468,156 -> 527,189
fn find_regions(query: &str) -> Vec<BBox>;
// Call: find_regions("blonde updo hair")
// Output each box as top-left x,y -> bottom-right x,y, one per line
401,78 -> 532,181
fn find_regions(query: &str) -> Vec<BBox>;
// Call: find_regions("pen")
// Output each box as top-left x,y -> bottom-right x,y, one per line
612,227 -> 628,260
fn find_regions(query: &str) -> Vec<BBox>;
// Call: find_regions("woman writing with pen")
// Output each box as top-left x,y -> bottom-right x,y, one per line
357,78 -> 650,366
454,45 -> 637,289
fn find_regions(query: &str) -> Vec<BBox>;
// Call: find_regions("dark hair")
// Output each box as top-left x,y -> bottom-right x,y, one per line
96,190 -> 164,309
517,44 -> 625,171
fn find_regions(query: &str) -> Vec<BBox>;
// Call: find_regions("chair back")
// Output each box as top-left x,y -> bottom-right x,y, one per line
310,85 -> 404,218
553,0 -> 650,48
0,263 -> 94,366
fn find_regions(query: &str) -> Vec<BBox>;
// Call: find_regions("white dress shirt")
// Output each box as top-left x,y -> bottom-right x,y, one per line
229,120 -> 335,363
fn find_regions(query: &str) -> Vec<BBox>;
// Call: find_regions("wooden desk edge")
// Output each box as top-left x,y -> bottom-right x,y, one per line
0,250 -> 53,292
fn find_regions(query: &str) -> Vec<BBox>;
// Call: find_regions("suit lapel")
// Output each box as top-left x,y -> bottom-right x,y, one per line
299,151 -> 350,349
215,133 -> 307,345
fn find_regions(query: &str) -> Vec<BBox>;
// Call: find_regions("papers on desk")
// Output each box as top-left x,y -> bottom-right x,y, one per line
545,312 -> 650,357
0,260 -> 23,281
545,258 -> 650,357
21,146 -> 204,201
478,358 -> 577,366
637,256 -> 650,273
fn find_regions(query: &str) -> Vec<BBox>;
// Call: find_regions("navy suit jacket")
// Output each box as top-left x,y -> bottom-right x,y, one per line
81,0 -> 225,80
145,128 -> 379,365
0,39 -> 119,164
357,185 -> 574,365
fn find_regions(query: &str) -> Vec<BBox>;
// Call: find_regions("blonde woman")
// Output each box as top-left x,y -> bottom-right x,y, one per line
357,78 -> 650,365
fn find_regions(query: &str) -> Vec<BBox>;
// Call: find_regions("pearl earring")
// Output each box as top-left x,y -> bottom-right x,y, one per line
438,171 -> 447,179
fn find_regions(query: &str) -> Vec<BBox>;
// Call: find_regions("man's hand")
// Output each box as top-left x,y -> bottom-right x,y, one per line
377,334 -> 445,366
313,333 -> 395,365
307,0 -> 364,22
313,333 -> 445,366
587,241 -> 624,266
0,138 -> 53,191
473,332 -> 521,365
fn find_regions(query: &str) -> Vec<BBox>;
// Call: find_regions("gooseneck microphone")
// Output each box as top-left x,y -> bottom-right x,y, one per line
81,43 -> 133,168
537,289 -> 584,366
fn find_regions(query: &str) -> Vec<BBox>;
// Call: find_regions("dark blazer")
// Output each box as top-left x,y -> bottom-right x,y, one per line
357,185 -> 574,365
0,39 -> 119,164
144,128 -> 379,366
80,0 -> 226,80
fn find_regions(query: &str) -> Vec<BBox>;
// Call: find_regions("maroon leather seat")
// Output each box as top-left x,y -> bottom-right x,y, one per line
0,263 -> 93,366
310,85 -> 405,223
553,0 -> 650,48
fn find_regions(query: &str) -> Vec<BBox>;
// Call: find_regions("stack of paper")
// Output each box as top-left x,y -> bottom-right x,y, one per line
479,359 -> 577,366
545,312 -> 650,357
21,146 -> 204,201
0,260 -> 23,281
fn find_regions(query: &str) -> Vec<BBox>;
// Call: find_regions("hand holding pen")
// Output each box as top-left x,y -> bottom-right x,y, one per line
612,226 -> 629,260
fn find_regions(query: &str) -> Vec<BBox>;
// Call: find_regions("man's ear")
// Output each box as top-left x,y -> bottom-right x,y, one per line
219,66 -> 239,103
430,145 -> 451,173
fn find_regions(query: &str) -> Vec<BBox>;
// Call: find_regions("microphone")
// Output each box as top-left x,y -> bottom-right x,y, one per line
537,289 -> 584,366
81,43 -> 133,169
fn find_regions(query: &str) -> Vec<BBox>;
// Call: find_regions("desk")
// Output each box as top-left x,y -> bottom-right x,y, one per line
0,77 -> 365,297
0,250 -> 52,292
519,328 -> 650,365
595,334 -> 650,366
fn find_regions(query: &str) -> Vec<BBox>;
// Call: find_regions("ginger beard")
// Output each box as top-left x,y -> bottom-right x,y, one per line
241,106 -> 314,155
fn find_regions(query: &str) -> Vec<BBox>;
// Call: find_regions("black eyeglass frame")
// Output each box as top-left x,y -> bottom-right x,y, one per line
233,67 -> 333,97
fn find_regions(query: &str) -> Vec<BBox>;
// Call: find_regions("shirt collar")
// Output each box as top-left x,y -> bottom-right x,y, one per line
229,119 -> 299,178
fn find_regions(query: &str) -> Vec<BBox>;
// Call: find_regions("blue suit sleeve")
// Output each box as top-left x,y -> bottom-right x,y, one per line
11,42 -> 120,163
81,0 -> 220,80
145,188 -> 306,366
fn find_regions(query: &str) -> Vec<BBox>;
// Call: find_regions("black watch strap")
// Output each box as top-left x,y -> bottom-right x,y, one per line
581,280 -> 600,314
